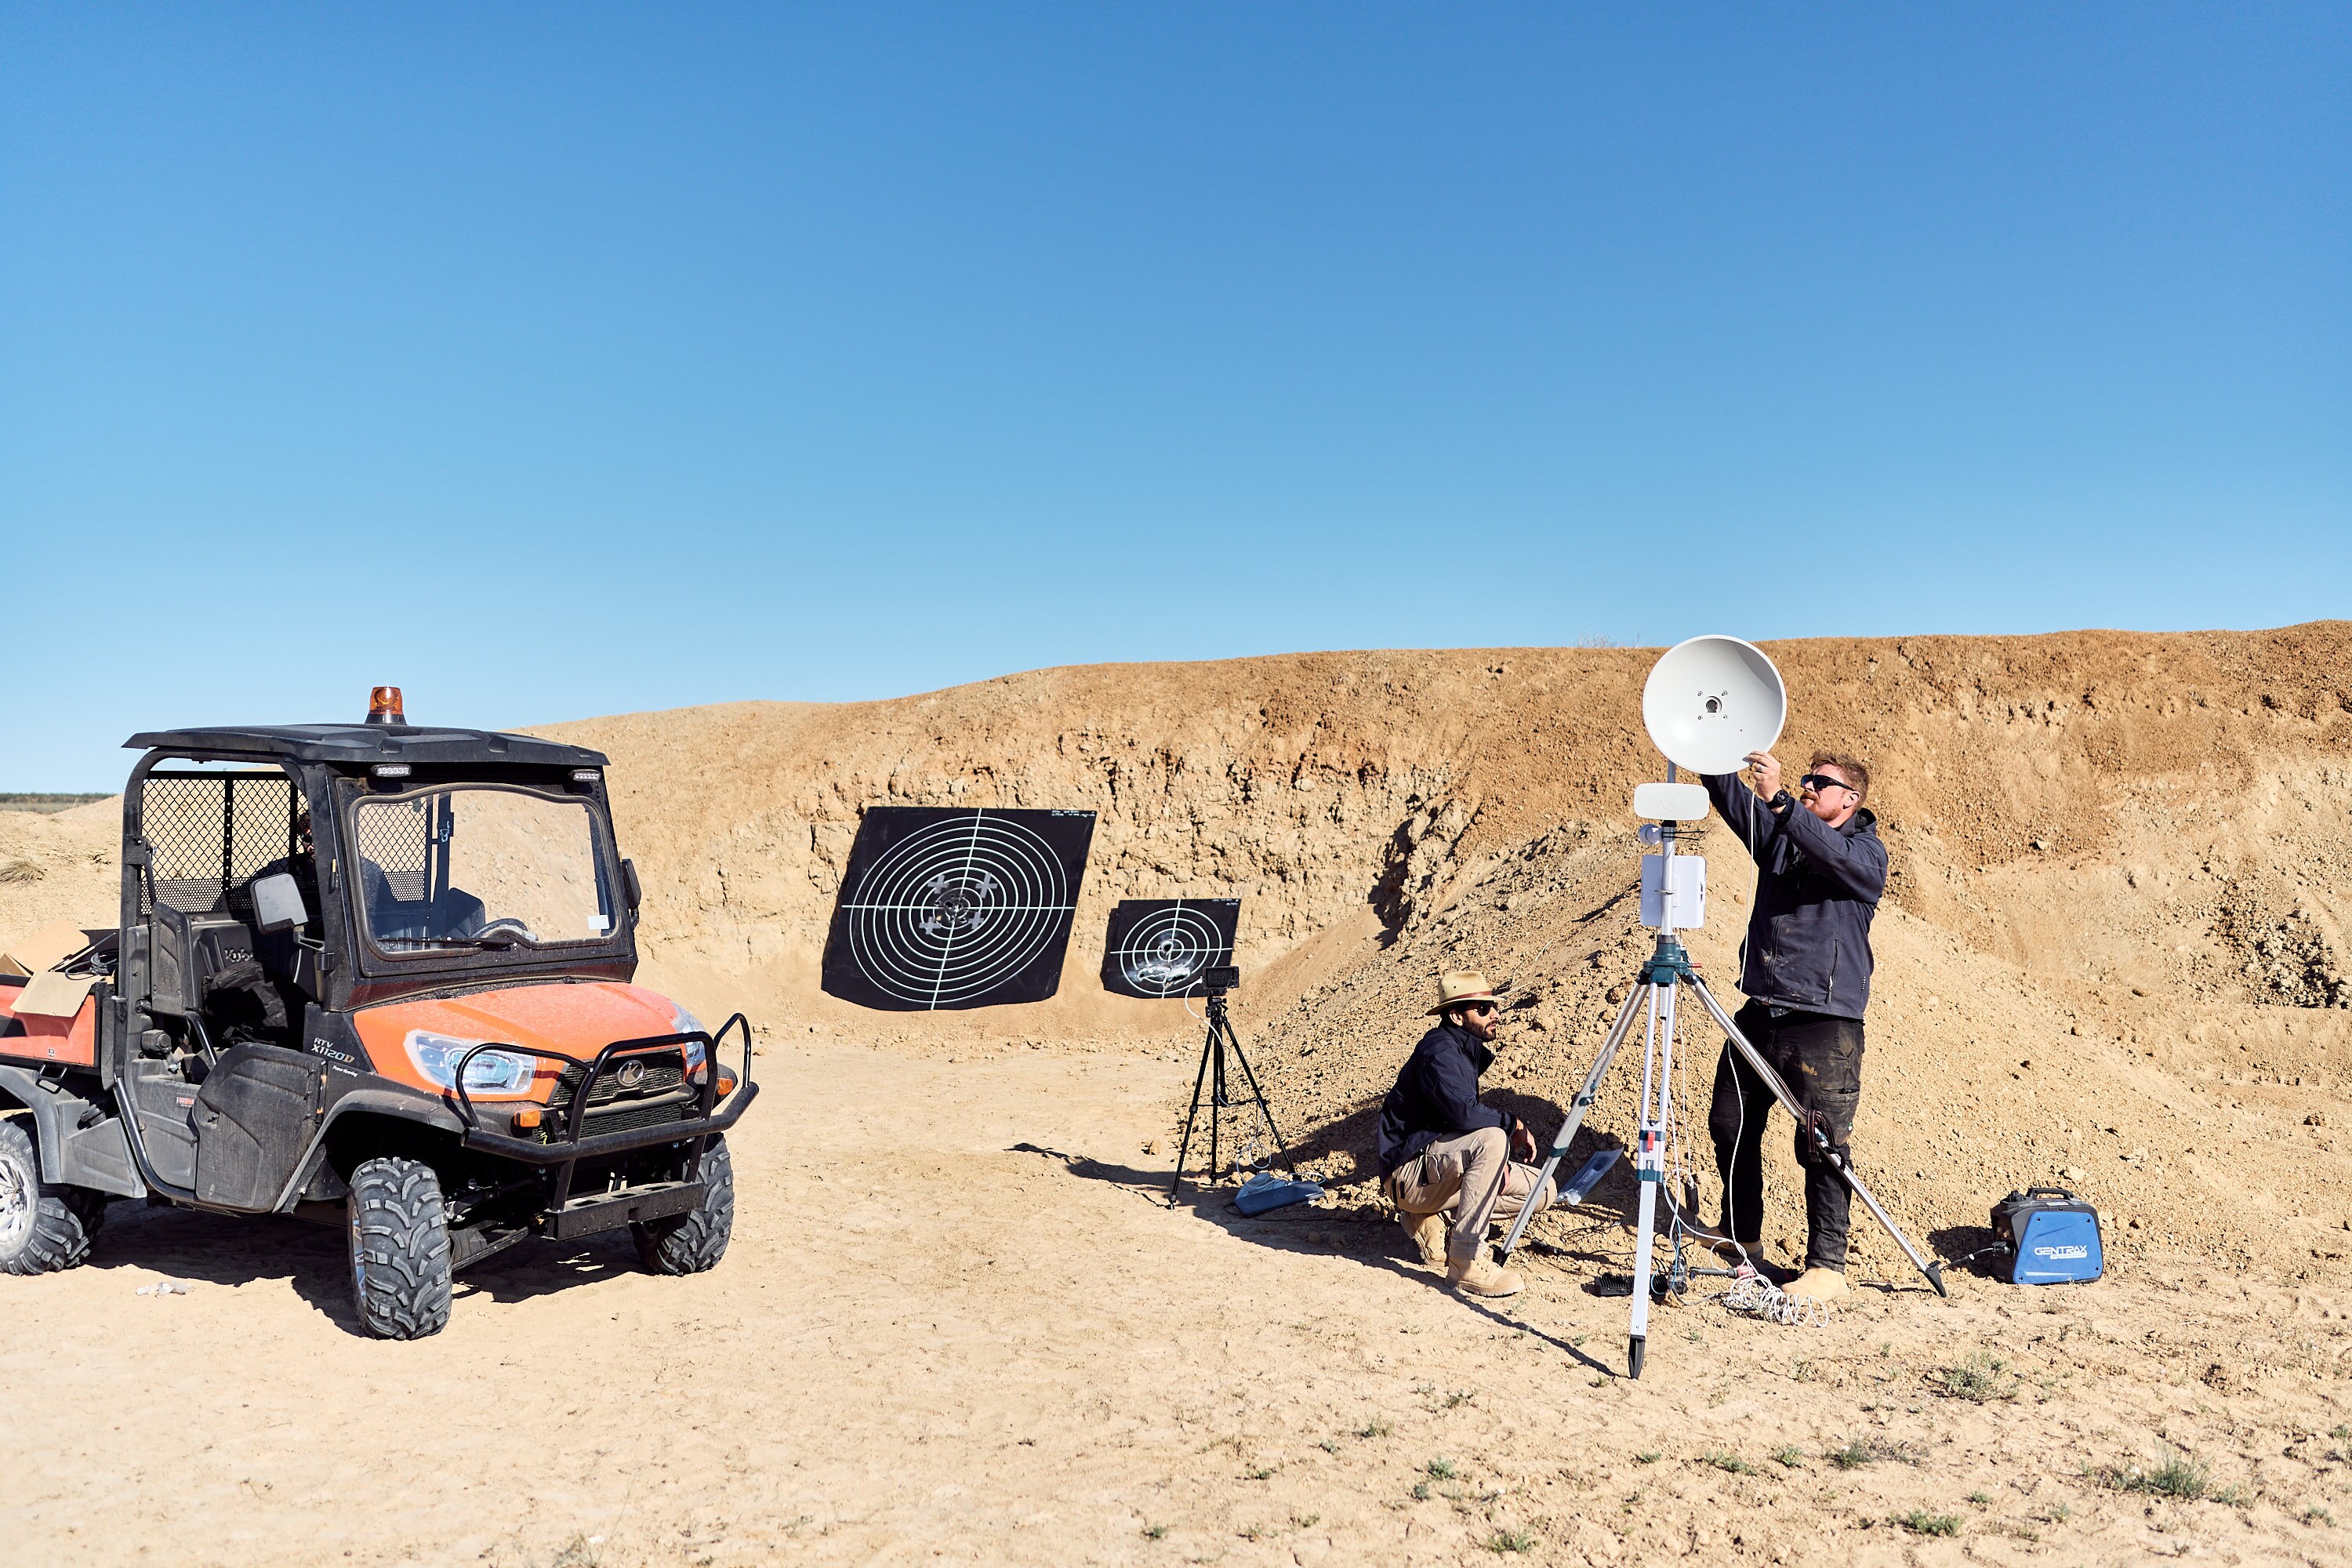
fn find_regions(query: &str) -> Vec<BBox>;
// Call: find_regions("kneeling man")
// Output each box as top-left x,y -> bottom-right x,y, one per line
1374,971 -> 1556,1298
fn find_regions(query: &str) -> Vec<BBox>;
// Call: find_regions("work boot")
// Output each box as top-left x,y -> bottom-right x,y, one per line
1446,1254 -> 1525,1298
1399,1209 -> 1450,1268
1782,1266 -> 1848,1303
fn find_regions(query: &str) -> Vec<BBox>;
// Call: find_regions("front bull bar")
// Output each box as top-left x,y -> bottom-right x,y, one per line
448,1014 -> 758,1210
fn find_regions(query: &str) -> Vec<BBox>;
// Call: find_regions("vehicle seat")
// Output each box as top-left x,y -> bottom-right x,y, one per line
151,906 -> 257,1019
361,858 -> 487,944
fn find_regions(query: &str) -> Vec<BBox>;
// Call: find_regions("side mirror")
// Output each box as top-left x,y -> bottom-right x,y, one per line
621,858 -> 642,913
250,872 -> 309,934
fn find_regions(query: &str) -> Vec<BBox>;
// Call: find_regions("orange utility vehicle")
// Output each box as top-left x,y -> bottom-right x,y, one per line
0,690 -> 755,1338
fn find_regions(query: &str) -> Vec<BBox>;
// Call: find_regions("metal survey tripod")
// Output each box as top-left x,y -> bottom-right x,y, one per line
1168,969 -> 1296,1201
1494,798 -> 1947,1379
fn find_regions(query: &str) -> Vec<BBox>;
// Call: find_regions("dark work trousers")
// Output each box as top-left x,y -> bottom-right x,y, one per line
1707,1000 -> 1864,1272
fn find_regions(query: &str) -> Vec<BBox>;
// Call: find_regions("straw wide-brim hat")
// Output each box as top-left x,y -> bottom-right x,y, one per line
1428,970 -> 1501,1016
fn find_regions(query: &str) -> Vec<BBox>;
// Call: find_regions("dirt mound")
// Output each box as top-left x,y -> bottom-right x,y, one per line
549,622 -> 2352,1018
9,623 -> 2350,1274
0,796 -> 118,938
543,625 -> 2352,1274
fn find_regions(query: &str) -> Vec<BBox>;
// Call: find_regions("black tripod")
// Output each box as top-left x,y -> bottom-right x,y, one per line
1168,974 -> 1295,1201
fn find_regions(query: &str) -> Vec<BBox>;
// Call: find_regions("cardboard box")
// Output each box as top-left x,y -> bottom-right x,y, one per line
0,920 -> 106,980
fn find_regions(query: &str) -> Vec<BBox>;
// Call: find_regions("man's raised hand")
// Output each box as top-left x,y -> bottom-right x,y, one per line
1744,750 -> 1783,798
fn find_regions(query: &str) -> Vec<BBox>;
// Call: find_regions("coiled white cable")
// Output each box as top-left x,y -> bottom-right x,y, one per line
1721,1265 -> 1831,1327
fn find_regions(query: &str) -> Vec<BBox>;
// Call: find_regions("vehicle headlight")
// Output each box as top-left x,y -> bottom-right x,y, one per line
405,1030 -> 538,1094
671,1004 -> 707,1073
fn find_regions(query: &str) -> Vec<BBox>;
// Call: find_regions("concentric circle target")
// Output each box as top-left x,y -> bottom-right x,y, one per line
1113,904 -> 1229,997
842,814 -> 1079,1007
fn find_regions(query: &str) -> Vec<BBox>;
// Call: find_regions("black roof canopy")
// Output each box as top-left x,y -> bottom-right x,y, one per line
122,724 -> 607,768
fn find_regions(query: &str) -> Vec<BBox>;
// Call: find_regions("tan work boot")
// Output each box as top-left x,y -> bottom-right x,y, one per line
1399,1209 -> 1450,1268
1446,1254 -> 1525,1298
1782,1266 -> 1848,1302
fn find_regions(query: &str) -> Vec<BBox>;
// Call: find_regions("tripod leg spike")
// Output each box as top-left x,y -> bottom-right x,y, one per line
1628,1335 -> 1646,1380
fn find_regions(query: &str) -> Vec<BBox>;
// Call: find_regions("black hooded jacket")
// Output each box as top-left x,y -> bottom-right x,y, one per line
1701,774 -> 1887,1020
1374,1021 -> 1507,1177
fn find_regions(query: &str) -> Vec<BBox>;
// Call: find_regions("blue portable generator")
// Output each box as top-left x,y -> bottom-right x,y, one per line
1991,1187 -> 2103,1284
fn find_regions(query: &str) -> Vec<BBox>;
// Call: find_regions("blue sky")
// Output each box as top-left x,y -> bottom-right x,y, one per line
3,5 -> 2345,789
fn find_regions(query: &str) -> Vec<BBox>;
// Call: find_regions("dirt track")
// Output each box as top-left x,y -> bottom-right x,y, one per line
5,1033 -> 2347,1567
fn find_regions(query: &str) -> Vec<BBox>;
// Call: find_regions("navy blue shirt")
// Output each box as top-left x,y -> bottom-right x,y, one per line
1701,774 -> 1887,1020
1375,1022 -> 1507,1177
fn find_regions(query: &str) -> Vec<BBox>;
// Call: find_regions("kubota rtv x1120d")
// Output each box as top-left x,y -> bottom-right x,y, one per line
0,688 -> 756,1338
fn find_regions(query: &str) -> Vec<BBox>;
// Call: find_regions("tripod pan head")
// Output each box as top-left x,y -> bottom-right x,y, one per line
1642,635 -> 1786,775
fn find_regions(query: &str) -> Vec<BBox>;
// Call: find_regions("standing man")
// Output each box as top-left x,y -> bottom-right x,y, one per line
1701,751 -> 1886,1302
1375,971 -> 1556,1298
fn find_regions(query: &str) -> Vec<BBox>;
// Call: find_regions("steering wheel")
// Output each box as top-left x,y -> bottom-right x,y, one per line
474,917 -> 540,943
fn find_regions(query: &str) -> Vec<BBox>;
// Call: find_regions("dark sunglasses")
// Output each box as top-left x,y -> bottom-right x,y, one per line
1457,1000 -> 1497,1016
1799,774 -> 1857,795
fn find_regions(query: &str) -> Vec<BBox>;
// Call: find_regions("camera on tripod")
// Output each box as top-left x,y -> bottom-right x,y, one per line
1169,960 -> 1294,1200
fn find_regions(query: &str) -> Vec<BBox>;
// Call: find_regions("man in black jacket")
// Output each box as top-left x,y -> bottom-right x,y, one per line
1374,971 -> 1555,1298
1701,750 -> 1886,1303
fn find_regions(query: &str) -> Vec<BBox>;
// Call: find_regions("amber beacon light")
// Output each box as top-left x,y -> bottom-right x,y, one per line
365,686 -> 407,726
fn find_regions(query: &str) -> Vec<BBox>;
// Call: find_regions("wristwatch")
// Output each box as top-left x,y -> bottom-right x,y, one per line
1769,789 -> 1795,815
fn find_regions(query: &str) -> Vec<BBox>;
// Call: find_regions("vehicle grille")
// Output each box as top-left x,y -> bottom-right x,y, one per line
514,1047 -> 700,1143
546,1049 -> 687,1112
579,1097 -> 698,1135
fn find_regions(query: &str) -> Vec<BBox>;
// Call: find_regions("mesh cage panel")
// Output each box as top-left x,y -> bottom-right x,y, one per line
139,772 -> 299,915
353,797 -> 431,900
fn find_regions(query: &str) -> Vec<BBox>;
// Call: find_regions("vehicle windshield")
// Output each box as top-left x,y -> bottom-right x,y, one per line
350,786 -> 615,954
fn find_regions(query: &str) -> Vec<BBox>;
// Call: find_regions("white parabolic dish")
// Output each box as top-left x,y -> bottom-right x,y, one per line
1640,635 -> 1787,775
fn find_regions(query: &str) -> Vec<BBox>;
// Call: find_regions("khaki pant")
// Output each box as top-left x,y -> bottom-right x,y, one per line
1384,1127 -> 1558,1265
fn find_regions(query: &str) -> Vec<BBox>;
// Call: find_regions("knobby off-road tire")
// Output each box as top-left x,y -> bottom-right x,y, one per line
0,1115 -> 107,1276
347,1156 -> 452,1340
633,1136 -> 734,1276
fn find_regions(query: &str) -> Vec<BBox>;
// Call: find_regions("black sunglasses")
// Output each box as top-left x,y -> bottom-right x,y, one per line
1799,773 -> 1857,795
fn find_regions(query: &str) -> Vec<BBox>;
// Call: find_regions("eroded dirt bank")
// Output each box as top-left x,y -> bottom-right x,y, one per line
559,624 -> 2350,1276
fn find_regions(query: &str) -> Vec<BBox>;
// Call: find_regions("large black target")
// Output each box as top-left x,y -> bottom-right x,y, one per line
1101,898 -> 1240,999
821,807 -> 1096,1011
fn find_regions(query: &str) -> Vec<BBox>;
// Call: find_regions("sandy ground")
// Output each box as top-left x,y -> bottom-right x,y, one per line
5,1032 -> 2347,1568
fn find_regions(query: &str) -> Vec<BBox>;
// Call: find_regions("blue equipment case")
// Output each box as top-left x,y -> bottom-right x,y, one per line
1991,1186 -> 2103,1284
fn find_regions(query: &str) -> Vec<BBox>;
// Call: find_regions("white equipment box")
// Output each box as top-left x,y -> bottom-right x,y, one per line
1640,854 -> 1705,931
1631,781 -> 1710,822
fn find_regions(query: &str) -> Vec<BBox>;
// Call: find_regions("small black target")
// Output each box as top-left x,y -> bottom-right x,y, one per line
822,807 -> 1095,1011
1101,898 -> 1240,999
